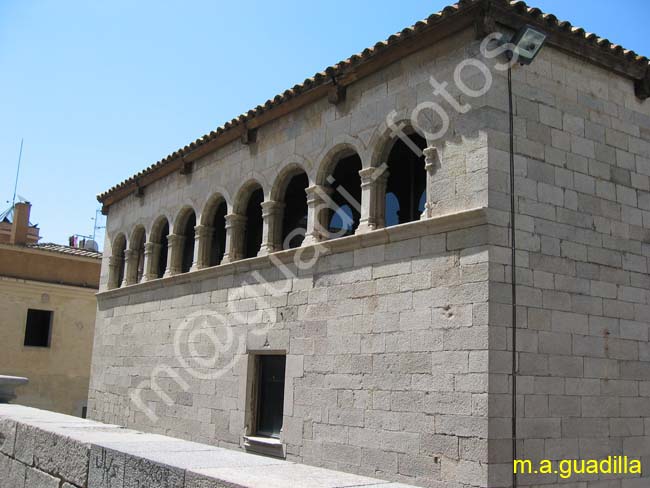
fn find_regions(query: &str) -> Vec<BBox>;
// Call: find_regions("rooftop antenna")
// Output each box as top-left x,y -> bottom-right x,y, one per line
91,207 -> 105,241
11,139 -> 24,207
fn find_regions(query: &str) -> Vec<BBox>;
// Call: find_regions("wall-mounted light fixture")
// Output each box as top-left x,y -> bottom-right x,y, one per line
508,25 -> 547,65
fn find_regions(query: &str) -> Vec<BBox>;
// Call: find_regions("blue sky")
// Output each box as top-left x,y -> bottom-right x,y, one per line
1,0 -> 648,248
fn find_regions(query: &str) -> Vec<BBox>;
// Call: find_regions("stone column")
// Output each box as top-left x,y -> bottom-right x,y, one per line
163,234 -> 184,277
259,200 -> 285,255
303,185 -> 330,245
421,146 -> 439,219
357,166 -> 389,233
107,255 -> 123,289
191,225 -> 214,271
375,170 -> 389,229
221,214 -> 246,264
142,242 -> 161,281
122,249 -> 139,286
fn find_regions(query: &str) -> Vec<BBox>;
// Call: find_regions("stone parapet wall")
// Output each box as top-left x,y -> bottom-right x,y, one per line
0,404 -> 416,488
89,210 -> 490,487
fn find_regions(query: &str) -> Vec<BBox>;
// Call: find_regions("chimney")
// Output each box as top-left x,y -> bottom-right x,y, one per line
10,202 -> 31,245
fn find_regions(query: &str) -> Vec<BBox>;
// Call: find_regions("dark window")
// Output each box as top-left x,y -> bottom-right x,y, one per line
209,201 -> 227,266
281,172 -> 308,249
134,231 -> 146,283
244,188 -> 264,259
255,355 -> 286,438
385,133 -> 427,226
327,154 -> 362,236
157,221 -> 169,278
180,212 -> 196,273
113,236 -> 126,288
24,309 -> 52,347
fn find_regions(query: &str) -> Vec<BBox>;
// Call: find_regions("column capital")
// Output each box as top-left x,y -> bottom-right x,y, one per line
166,233 -> 185,246
144,242 -> 161,254
261,200 -> 285,216
305,184 -> 332,195
423,146 -> 439,173
194,224 -> 214,238
305,184 -> 332,204
123,249 -> 138,261
358,166 -> 388,181
224,213 -> 247,229
359,167 -> 389,189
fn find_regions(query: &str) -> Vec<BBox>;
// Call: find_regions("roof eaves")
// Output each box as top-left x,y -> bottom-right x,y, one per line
28,243 -> 103,259
97,0 -> 650,210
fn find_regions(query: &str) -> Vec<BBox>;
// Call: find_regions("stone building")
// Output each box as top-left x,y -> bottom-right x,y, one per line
0,201 -> 102,416
89,1 -> 650,487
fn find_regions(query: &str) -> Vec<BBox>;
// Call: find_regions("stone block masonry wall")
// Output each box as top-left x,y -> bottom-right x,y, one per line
89,214 -> 491,488
0,404 -> 417,487
88,18 -> 650,488
486,44 -> 650,487
89,29 -> 500,488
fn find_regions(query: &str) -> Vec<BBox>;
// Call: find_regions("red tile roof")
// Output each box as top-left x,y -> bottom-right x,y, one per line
28,242 -> 103,259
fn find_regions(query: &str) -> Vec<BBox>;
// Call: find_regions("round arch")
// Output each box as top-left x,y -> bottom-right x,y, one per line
270,162 -> 310,202
200,192 -> 229,226
200,193 -> 228,267
129,225 -> 146,250
148,216 -> 170,279
172,205 -> 197,235
232,179 -> 265,215
368,117 -> 428,169
108,233 -> 127,289
315,137 -> 366,186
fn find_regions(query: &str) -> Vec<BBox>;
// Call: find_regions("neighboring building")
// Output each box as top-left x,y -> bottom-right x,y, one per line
0,201 -> 102,416
88,1 -> 650,487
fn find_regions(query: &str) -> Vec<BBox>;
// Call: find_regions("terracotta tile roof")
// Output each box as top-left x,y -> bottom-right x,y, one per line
28,242 -> 103,259
97,0 -> 650,207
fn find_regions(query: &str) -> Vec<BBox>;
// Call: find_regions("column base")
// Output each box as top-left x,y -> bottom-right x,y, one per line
301,233 -> 323,246
421,203 -> 433,220
258,244 -> 279,256
163,268 -> 179,278
355,221 -> 377,235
